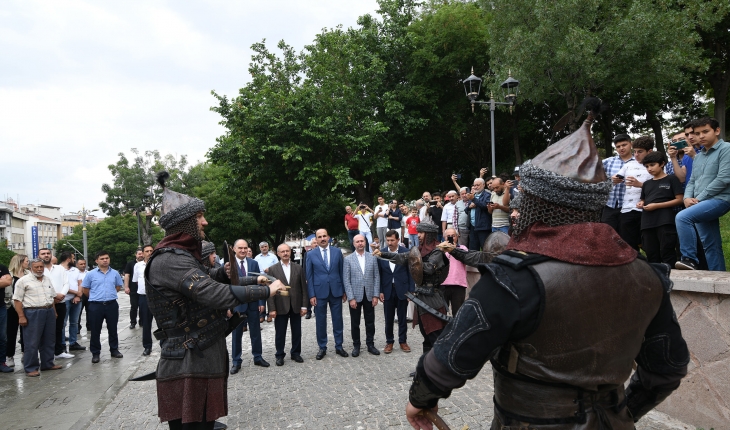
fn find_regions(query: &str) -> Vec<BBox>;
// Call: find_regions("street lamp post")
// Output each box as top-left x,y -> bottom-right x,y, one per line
463,68 -> 520,175
79,207 -> 98,263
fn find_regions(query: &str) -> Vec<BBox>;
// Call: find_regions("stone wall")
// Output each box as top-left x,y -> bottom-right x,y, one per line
656,270 -> 730,428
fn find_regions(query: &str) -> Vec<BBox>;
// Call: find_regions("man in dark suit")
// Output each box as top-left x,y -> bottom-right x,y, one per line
267,243 -> 308,366
230,239 -> 269,373
306,229 -> 348,360
377,230 -> 414,354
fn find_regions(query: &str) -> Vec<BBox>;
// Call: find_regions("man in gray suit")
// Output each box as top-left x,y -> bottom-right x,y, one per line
267,244 -> 308,366
343,234 -> 381,357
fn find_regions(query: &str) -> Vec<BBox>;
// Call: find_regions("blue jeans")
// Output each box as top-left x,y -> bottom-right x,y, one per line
676,199 -> 730,271
409,234 -> 419,249
64,299 -> 83,345
0,305 -> 7,361
492,226 -> 510,234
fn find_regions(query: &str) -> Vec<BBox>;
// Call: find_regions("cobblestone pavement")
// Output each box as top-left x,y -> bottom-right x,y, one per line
86,301 -> 693,430
0,288 -> 693,430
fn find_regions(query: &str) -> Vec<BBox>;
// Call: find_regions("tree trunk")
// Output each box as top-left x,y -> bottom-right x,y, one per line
511,109 -> 522,165
646,110 -> 666,156
596,108 -> 614,157
709,72 -> 729,141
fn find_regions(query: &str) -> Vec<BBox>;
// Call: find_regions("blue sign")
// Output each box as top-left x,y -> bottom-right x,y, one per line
31,226 -> 39,258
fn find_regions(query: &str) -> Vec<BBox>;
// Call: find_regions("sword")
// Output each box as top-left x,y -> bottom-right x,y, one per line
418,408 -> 469,430
248,272 -> 291,296
405,292 -> 452,322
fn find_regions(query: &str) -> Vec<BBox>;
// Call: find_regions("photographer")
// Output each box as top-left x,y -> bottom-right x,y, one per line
465,178 -> 492,250
355,204 -> 374,252
373,196 -> 390,245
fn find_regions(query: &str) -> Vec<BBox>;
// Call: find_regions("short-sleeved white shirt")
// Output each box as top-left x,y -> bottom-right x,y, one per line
617,160 -> 652,213
132,260 -> 147,295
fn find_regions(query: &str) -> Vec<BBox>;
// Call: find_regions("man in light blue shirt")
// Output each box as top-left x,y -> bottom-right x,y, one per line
255,242 -> 279,322
676,117 -> 730,271
82,250 -> 123,363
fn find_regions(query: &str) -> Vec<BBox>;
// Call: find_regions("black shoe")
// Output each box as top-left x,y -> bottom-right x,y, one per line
213,421 -> 228,430
406,318 -> 413,323
675,259 -> 699,270
142,348 -> 152,356
111,351 -> 123,358
305,310 -> 312,319
367,345 -> 380,356
409,371 -> 415,378
254,358 -> 270,367
92,354 -> 100,364
351,347 -> 360,357
230,365 -> 241,374
335,348 -> 349,358
291,355 -> 304,363
316,349 -> 326,360
69,342 -> 87,351
129,323 -> 136,329
275,358 -> 284,366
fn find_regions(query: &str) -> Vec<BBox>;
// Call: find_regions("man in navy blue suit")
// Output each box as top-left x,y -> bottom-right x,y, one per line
306,229 -> 349,360
377,230 -> 414,354
230,239 -> 269,373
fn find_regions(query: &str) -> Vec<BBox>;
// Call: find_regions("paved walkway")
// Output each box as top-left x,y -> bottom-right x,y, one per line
1,294 -> 693,429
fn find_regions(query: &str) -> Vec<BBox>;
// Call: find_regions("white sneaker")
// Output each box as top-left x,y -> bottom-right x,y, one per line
54,352 -> 75,359
5,357 -> 14,367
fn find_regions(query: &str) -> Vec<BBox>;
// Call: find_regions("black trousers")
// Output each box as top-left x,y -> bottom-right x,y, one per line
274,308 -> 302,359
168,419 -> 215,430
129,290 -> 139,325
441,285 -> 466,316
619,210 -> 642,251
468,229 -> 490,251
7,305 -> 23,355
138,295 -> 154,349
383,288 -> 408,345
418,322 -> 442,354
601,206 -> 621,233
78,294 -> 89,331
349,296 -> 376,347
54,302 -> 67,355
642,225 -> 679,266
88,300 -> 119,355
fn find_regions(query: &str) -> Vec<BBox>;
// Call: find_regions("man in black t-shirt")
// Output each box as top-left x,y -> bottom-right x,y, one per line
123,249 -> 143,329
638,152 -> 684,265
430,193 -> 444,242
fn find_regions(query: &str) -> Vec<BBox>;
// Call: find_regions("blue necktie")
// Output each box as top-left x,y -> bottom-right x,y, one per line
323,248 -> 329,271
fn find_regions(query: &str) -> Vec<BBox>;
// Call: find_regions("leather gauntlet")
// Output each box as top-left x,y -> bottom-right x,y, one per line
229,284 -> 269,304
409,355 -> 451,409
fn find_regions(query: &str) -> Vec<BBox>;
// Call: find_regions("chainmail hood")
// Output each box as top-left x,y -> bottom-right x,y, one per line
416,222 -> 438,234
201,241 -> 216,260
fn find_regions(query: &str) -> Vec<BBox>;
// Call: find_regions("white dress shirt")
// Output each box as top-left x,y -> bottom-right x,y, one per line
319,246 -> 330,267
356,251 -> 366,273
45,265 -> 69,295
280,261 -> 291,284
132,260 -> 147,295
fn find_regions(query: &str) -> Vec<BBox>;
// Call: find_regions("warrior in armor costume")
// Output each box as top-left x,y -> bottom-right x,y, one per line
143,172 -> 283,430
374,222 -> 449,354
405,107 -> 690,430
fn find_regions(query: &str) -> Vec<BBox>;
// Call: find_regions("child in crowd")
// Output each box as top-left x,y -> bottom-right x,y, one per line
406,208 -> 420,249
637,151 -> 684,265
614,136 -> 654,251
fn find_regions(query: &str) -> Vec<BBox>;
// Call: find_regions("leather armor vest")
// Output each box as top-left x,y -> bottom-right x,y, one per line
145,247 -> 229,360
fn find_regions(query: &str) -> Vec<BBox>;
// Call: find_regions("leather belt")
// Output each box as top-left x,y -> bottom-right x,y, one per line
90,300 -> 117,305
24,305 -> 53,309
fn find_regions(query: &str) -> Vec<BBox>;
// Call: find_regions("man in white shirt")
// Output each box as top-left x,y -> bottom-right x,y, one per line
614,136 -> 655,251
441,191 -> 458,234
40,248 -> 72,359
374,195 -> 390,246
133,245 -> 155,356
255,241 -> 279,322
64,253 -> 86,352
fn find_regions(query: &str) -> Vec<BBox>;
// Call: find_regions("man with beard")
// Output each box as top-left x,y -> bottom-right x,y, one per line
143,171 -> 283,430
404,106 -> 689,429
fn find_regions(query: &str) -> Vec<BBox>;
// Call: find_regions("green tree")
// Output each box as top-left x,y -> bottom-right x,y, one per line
0,240 -> 15,267
56,216 -> 164,270
100,149 -> 190,245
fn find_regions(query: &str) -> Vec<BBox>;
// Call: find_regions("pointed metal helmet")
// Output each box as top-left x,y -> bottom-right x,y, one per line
156,171 -> 206,230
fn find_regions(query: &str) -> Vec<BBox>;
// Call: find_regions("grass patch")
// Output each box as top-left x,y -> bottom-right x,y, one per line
721,213 -> 730,270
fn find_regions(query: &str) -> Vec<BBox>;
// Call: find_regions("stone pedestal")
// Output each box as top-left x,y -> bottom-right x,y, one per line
656,270 -> 730,428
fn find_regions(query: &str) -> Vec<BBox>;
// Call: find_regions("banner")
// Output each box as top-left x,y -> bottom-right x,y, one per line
31,226 -> 39,258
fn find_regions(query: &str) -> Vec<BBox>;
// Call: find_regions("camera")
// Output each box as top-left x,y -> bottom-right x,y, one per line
359,204 -> 366,209
671,140 -> 689,150
429,201 -> 437,206
455,173 -> 462,180
615,174 -> 624,180
447,236 -> 454,244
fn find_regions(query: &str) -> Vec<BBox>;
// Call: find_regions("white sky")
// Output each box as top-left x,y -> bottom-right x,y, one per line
1,0 -> 379,215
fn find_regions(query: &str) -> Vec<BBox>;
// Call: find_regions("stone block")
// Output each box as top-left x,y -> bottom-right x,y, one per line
670,291 -> 692,317
677,306 -> 729,364
716,297 -> 730,334
658,370 -> 730,428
